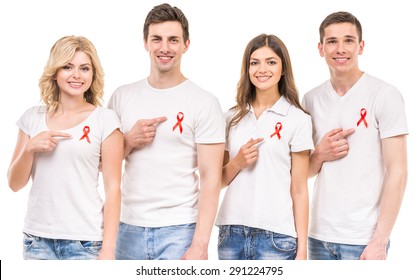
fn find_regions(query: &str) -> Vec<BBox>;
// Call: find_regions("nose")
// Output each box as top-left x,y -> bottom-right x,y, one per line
72,69 -> 80,79
336,42 -> 346,54
258,62 -> 268,73
160,39 -> 169,53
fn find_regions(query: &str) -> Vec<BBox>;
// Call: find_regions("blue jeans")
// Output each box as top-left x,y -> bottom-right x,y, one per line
308,237 -> 390,260
217,225 -> 297,260
115,222 -> 195,260
23,233 -> 102,260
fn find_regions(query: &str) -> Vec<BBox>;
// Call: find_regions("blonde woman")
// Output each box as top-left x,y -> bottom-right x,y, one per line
7,36 -> 123,260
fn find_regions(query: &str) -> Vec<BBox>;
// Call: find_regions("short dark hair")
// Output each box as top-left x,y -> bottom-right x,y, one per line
143,3 -> 189,43
319,11 -> 362,43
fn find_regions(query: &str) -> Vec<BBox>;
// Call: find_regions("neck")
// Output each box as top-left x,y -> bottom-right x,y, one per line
330,70 -> 364,96
56,95 -> 90,114
148,70 -> 187,89
252,88 -> 280,109
251,89 -> 280,119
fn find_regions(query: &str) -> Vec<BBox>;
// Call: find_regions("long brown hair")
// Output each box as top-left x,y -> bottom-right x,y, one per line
228,34 -> 304,135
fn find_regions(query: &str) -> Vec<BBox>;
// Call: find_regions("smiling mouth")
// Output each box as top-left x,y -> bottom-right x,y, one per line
256,76 -> 271,82
68,82 -> 83,87
158,56 -> 173,62
334,58 -> 349,62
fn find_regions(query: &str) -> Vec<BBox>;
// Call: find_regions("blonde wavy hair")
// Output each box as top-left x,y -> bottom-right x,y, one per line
39,35 -> 104,112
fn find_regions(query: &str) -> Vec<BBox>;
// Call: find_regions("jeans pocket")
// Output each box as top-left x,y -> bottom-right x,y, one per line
23,232 -> 36,252
270,232 -> 297,252
78,240 -> 103,256
217,226 -> 229,247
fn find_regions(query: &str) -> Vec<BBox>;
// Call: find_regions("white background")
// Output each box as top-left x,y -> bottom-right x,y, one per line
1,0 -> 415,278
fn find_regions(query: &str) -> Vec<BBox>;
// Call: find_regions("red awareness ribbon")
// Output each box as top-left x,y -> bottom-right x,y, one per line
270,122 -> 282,140
356,108 -> 368,128
79,126 -> 91,143
172,112 -> 184,134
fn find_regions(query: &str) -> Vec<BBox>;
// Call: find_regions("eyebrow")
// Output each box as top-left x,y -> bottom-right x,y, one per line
66,62 -> 92,66
250,57 -> 278,61
325,35 -> 357,41
150,35 -> 181,40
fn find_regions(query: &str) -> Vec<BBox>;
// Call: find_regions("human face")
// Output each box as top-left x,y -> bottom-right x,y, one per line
249,46 -> 283,93
319,22 -> 364,76
144,21 -> 189,74
55,51 -> 93,99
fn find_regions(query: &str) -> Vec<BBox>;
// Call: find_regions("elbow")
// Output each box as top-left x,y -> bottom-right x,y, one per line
7,173 -> 26,192
8,181 -> 24,192
399,169 -> 408,194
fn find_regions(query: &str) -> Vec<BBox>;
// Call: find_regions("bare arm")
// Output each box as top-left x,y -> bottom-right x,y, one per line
309,128 -> 355,177
181,143 -> 224,260
290,150 -> 310,260
123,117 -> 167,157
8,130 -> 71,191
360,135 -> 407,260
221,138 -> 263,187
97,129 -> 124,260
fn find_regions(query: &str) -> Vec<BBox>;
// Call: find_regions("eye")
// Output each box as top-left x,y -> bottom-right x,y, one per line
81,66 -> 90,72
62,65 -> 72,70
268,60 -> 277,65
250,61 -> 258,66
171,38 -> 179,43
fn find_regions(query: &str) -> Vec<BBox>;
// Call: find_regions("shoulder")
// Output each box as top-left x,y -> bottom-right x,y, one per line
288,104 -> 312,125
184,80 -> 219,101
94,107 -> 119,120
363,73 -> 400,93
113,79 -> 147,96
224,107 -> 238,120
303,80 -> 329,100
21,105 -> 47,117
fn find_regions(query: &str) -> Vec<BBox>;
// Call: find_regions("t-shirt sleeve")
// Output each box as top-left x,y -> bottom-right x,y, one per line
16,106 -> 41,136
375,85 -> 408,139
107,89 -> 121,120
289,114 -> 314,153
100,108 -> 122,141
194,95 -> 226,144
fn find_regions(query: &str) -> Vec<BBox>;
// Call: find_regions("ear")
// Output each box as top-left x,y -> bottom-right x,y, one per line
183,39 -> 190,53
318,42 -> 324,57
144,38 -> 149,52
358,40 -> 365,55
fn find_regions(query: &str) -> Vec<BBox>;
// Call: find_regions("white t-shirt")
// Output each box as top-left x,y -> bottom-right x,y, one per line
216,97 -> 314,238
108,79 -> 225,227
17,106 -> 121,241
302,73 -> 408,245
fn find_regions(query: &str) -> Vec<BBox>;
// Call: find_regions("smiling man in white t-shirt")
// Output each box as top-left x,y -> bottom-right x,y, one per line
302,11 -> 408,260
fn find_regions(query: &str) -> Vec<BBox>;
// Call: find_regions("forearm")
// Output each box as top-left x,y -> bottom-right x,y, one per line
123,133 -> 135,158
8,149 -> 34,192
308,151 -> 323,178
291,186 -> 309,259
372,169 -> 407,243
192,181 -> 220,250
100,185 -> 121,258
221,159 -> 241,188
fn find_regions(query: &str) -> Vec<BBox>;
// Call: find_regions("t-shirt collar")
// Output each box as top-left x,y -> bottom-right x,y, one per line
248,96 -> 291,116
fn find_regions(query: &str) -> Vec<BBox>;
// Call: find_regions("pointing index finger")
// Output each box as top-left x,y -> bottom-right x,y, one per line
49,131 -> 72,138
148,116 -> 167,126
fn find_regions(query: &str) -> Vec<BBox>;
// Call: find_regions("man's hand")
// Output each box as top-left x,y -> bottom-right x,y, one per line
315,128 -> 355,162
124,117 -> 167,155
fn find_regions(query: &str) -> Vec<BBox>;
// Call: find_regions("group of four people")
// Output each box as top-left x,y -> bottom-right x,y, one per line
7,3 -> 408,260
